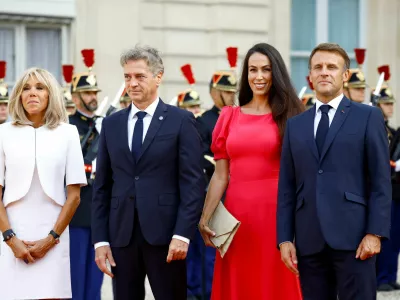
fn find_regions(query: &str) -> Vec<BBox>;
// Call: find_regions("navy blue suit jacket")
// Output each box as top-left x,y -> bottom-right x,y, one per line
92,100 -> 205,247
277,97 -> 391,256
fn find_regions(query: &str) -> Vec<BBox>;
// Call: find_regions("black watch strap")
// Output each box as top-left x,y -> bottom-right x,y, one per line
49,230 -> 60,240
3,229 -> 16,242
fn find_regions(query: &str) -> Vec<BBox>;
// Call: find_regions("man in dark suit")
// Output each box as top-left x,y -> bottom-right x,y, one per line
92,45 -> 205,300
277,43 -> 391,300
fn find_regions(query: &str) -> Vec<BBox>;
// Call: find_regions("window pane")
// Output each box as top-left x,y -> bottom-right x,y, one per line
0,28 -> 15,82
328,0 -> 359,52
291,57 -> 310,95
291,0 -> 316,51
26,28 -> 61,82
350,59 -> 357,69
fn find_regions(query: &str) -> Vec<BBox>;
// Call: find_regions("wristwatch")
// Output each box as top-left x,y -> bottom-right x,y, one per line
3,229 -> 16,242
49,230 -> 60,241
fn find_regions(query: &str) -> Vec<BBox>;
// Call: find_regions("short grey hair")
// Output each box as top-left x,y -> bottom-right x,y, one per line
120,45 -> 164,76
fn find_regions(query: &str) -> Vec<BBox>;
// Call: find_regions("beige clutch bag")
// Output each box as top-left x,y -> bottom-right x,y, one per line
208,201 -> 241,258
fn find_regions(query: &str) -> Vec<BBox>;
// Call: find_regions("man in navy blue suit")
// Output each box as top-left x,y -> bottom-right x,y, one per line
91,45 -> 205,300
277,43 -> 391,300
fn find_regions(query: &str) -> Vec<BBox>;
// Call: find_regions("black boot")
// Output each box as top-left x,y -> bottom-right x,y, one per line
377,283 -> 394,292
389,282 -> 400,290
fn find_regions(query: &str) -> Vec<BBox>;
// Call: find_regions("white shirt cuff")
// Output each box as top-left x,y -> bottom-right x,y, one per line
395,160 -> 400,172
94,236 -> 190,249
279,241 -> 291,248
173,235 -> 190,244
91,158 -> 97,174
94,241 -> 110,249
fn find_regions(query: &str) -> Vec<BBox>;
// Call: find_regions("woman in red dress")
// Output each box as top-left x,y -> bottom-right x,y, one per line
199,43 -> 304,300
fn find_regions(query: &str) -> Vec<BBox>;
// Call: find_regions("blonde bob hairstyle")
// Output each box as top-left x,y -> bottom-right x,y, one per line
9,67 -> 68,129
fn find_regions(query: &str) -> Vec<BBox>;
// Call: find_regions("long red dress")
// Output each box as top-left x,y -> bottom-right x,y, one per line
210,106 -> 302,300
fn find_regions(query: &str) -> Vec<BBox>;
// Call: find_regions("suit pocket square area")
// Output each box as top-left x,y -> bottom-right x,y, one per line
208,201 -> 241,258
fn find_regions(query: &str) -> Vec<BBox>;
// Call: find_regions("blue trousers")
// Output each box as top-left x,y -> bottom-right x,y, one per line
377,200 -> 400,286
70,227 -> 104,300
377,239 -> 399,285
186,230 -> 215,300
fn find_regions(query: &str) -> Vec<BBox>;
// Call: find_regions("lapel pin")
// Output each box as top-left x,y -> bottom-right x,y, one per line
341,110 -> 345,114
159,116 -> 164,121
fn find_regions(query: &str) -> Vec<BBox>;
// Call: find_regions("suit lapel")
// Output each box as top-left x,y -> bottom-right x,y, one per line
306,106 -> 319,161
319,96 -> 351,162
137,100 -> 168,163
120,105 -> 135,165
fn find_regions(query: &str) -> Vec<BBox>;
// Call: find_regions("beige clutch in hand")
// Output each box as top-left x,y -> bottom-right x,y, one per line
208,201 -> 241,258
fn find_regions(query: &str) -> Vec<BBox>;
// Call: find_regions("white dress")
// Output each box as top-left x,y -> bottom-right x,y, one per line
0,123 -> 87,299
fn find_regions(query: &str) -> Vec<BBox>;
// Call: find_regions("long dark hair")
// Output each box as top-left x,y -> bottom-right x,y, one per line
238,43 -> 304,139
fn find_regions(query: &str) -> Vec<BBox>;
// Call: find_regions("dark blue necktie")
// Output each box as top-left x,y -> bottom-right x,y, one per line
131,111 -> 147,161
316,105 -> 331,155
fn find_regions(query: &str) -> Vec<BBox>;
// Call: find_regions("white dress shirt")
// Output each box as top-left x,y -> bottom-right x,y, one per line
95,98 -> 190,250
127,98 -> 159,148
314,94 -> 344,137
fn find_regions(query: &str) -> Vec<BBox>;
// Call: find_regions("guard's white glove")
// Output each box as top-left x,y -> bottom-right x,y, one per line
395,159 -> 400,172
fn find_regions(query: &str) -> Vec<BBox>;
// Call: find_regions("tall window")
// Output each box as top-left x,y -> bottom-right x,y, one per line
290,0 -> 316,94
0,28 -> 15,83
290,0 -> 363,94
0,18 -> 70,87
27,28 -> 62,81
328,0 -> 359,69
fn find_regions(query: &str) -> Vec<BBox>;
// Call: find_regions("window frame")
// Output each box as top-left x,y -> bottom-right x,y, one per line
290,0 -> 368,91
0,20 -> 71,85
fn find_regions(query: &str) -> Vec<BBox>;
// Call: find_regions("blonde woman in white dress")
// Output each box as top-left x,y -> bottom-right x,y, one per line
0,67 -> 87,300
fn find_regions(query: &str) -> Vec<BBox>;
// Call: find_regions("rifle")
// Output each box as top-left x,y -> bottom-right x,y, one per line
370,72 -> 385,106
83,83 -> 126,169
81,118 -> 97,151
95,82 -> 125,118
297,86 -> 307,100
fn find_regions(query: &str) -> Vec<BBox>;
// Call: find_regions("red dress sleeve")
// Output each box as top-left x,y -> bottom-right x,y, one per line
211,106 -> 235,160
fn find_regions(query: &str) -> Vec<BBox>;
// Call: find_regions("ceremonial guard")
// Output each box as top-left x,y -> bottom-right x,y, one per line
119,89 -> 131,109
197,47 -> 237,184
343,48 -> 367,103
0,61 -> 10,123
173,63 -> 205,298
68,49 -> 104,300
62,64 -> 76,115
375,65 -> 400,292
301,76 -> 316,110
176,64 -> 203,117
187,47 -> 237,300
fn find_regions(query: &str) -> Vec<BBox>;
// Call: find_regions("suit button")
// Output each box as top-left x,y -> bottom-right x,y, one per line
129,196 -> 134,200
135,176 -> 139,180
318,170 -> 323,174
